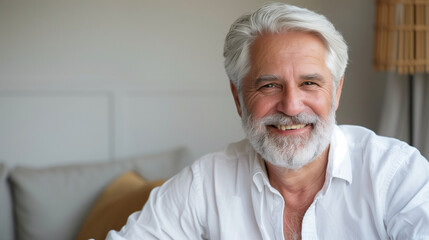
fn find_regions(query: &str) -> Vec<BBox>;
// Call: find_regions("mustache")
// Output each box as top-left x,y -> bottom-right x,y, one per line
258,112 -> 320,126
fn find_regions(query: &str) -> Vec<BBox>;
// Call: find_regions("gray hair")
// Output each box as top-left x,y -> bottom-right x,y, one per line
223,2 -> 348,91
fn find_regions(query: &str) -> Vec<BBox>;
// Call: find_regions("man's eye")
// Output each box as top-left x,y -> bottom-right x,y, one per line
303,81 -> 316,86
262,83 -> 275,88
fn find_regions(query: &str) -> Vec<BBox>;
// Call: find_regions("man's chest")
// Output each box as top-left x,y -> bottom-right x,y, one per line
205,189 -> 384,240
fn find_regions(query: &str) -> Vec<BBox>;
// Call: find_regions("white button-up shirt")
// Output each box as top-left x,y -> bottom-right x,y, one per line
107,125 -> 429,239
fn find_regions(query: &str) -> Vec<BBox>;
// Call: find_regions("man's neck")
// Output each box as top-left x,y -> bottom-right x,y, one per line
265,146 -> 330,199
265,147 -> 330,239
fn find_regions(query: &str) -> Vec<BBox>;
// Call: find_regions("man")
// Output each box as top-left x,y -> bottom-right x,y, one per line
107,3 -> 429,239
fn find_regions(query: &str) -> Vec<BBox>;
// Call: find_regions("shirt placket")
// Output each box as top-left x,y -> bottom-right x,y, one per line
269,189 -> 285,240
301,200 -> 319,240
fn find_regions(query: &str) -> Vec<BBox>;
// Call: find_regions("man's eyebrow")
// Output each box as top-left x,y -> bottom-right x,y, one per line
254,73 -> 325,84
300,73 -> 324,81
255,74 -> 280,84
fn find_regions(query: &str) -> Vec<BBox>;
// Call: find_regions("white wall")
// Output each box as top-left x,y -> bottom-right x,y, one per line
0,0 -> 384,168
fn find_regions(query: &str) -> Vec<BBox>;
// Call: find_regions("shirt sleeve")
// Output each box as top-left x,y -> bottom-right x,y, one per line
385,149 -> 429,239
106,164 -> 207,240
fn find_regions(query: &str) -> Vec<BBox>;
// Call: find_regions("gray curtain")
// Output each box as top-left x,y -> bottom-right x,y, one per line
378,73 -> 429,159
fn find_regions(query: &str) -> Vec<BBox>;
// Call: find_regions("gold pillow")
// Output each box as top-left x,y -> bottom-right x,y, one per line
76,171 -> 165,240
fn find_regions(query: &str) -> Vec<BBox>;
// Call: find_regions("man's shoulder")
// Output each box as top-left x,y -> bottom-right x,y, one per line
337,124 -> 412,153
336,124 -> 426,174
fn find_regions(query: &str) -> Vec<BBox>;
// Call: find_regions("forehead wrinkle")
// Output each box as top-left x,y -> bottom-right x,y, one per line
247,32 -> 330,87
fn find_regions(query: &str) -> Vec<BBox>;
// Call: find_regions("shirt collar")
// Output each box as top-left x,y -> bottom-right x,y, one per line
246,142 -> 270,192
327,125 -> 353,184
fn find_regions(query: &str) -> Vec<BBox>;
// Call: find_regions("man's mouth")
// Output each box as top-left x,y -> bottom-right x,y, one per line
273,124 -> 308,130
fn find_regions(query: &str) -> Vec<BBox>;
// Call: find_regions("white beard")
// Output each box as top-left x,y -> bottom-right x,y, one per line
241,107 -> 336,170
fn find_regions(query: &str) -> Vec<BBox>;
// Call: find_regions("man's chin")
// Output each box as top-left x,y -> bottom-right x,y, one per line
263,153 -> 315,170
269,135 -> 308,151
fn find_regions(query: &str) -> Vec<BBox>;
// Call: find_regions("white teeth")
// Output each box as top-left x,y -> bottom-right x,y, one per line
275,124 -> 306,130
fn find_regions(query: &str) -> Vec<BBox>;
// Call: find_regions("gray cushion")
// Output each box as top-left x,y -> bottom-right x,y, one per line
0,163 -> 14,240
8,147 -> 189,240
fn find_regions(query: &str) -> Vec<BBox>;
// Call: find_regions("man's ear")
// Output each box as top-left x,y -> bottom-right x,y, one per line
230,81 -> 242,117
334,77 -> 344,111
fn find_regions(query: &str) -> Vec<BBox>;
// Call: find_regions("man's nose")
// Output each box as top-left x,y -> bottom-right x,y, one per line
276,86 -> 305,116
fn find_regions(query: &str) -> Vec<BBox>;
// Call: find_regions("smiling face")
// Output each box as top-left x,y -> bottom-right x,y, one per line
231,31 -> 343,169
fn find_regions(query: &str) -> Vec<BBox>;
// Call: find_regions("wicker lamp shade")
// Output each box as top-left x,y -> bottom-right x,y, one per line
374,0 -> 429,74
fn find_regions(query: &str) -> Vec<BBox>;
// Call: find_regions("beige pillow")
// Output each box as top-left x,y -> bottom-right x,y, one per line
76,171 -> 165,240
